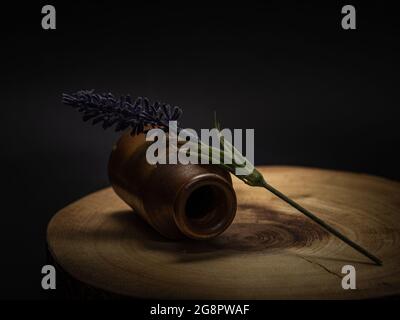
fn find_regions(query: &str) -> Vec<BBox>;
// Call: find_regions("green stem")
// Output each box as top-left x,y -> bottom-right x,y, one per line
262,181 -> 382,266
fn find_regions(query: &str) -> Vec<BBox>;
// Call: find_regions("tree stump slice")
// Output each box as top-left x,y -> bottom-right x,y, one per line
47,166 -> 400,299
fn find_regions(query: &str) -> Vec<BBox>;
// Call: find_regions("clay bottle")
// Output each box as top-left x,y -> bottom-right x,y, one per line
108,132 -> 237,240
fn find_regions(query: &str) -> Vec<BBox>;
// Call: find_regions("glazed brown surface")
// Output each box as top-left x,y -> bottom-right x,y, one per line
108,132 -> 237,239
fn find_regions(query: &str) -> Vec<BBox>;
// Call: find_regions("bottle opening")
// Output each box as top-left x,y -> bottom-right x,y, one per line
185,185 -> 219,221
175,177 -> 236,239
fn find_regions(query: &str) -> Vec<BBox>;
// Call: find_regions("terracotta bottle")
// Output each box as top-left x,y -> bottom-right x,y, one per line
108,132 -> 237,240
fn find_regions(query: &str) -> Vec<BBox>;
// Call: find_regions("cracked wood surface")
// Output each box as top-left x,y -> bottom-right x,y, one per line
47,166 -> 400,299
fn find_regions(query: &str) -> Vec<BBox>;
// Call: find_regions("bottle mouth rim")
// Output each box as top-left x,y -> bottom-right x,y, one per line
173,173 -> 237,240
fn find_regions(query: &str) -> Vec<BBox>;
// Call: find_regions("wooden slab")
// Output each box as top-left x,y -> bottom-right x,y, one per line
47,166 -> 400,299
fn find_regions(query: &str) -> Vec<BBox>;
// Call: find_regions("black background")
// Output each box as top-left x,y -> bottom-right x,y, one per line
0,1 -> 399,299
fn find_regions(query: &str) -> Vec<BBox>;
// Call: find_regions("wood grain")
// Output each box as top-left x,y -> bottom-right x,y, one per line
47,166 -> 400,299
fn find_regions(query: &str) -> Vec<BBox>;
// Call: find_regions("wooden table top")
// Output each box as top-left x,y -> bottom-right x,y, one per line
47,166 -> 400,299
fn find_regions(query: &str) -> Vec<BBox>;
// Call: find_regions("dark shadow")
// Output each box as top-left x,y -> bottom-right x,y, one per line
99,203 -> 330,263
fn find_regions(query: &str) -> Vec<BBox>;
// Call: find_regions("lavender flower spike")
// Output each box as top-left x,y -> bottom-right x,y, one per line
62,90 -> 182,135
